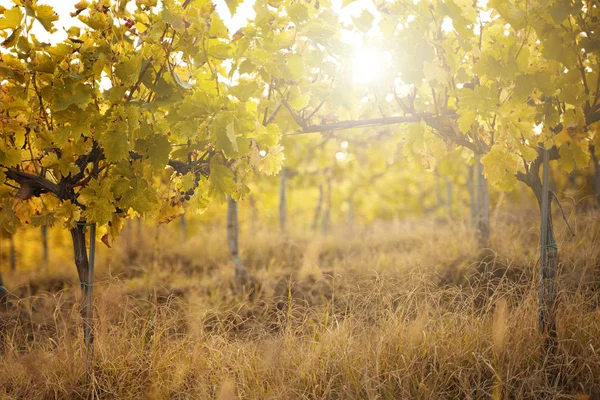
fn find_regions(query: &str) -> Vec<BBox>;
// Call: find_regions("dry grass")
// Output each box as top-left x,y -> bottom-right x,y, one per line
1,208 -> 600,399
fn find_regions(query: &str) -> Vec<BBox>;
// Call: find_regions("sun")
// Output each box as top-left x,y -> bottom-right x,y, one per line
344,33 -> 388,85
352,46 -> 385,85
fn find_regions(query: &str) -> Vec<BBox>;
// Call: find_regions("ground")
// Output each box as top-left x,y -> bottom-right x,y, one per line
0,207 -> 599,399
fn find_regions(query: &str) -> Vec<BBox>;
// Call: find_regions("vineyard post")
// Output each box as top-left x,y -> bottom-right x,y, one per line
538,146 -> 558,347
227,197 -> 249,287
279,167 -> 287,233
85,223 -> 96,373
311,184 -> 323,231
475,154 -> 490,249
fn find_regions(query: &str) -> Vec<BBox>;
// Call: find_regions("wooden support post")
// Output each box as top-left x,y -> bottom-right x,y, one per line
538,147 -> 558,346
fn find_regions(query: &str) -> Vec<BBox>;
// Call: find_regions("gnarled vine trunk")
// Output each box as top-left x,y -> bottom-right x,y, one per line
536,148 -> 558,346
518,147 -> 559,350
70,224 -> 94,353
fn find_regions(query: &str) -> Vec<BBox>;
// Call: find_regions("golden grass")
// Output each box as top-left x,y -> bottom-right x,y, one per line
1,208 -> 600,399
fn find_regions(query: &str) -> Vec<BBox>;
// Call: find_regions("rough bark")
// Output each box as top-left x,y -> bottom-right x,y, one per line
70,224 -> 94,350
279,167 -> 287,233
516,147 -> 559,349
227,197 -> 249,287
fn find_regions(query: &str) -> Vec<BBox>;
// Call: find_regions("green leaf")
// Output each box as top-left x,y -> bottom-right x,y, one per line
489,0 -> 527,30
258,146 -> 285,175
83,201 -> 115,226
257,123 -> 281,147
238,59 -> 255,75
207,42 -> 234,59
549,1 -> 582,24
122,178 -> 158,213
0,147 -> 21,167
352,10 -> 374,33
458,109 -> 476,132
513,74 -> 535,102
208,159 -> 236,202
80,179 -> 115,226
225,0 -> 241,16
226,122 -> 238,152
0,206 -> 18,235
0,7 -> 24,31
519,144 -> 538,162
161,9 -> 184,30
558,141 -> 589,173
54,200 -> 80,229
31,212 -> 55,227
30,52 -> 56,74
115,55 -> 142,86
99,127 -> 130,163
53,78 -> 92,111
480,145 -> 519,190
136,134 -> 171,170
287,3 -> 309,25
147,134 -> 171,170
287,54 -> 304,82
